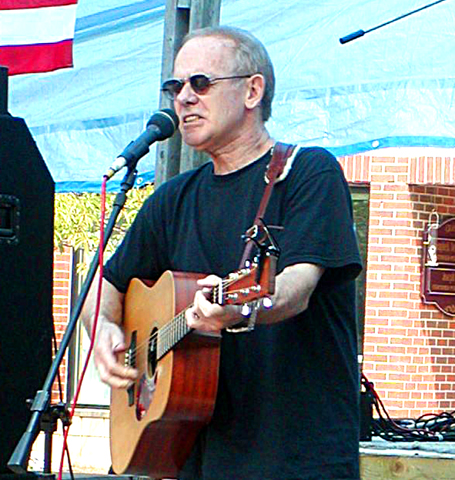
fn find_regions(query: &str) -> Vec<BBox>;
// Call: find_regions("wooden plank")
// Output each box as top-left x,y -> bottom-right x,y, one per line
361,452 -> 455,479
155,0 -> 188,187
0,66 -> 7,113
179,0 -> 220,173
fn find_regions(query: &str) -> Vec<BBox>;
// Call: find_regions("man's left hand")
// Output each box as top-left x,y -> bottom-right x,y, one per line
186,275 -> 243,333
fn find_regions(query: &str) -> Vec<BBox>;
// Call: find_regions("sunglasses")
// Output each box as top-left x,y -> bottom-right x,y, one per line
161,74 -> 253,100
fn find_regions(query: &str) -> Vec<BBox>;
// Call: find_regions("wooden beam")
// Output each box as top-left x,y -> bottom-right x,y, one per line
0,66 -> 8,114
361,451 -> 455,479
155,0 -> 221,187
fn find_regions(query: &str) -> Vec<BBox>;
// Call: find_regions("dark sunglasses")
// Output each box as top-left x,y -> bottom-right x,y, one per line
161,74 -> 253,99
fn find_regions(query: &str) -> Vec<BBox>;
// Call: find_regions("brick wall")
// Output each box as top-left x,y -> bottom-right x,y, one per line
339,148 -> 455,418
52,246 -> 73,401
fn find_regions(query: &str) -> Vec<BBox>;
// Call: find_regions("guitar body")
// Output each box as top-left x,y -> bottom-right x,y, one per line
110,271 -> 221,479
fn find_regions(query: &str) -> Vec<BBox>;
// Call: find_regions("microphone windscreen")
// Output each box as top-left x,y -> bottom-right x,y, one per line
147,109 -> 179,140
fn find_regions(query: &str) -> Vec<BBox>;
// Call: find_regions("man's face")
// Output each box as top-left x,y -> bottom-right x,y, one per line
172,36 -> 250,154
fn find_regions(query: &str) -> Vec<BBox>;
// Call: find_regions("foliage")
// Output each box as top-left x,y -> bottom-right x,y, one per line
54,184 -> 154,272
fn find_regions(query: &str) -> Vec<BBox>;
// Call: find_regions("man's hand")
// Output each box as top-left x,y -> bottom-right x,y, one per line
92,319 -> 138,389
80,275 -> 137,389
185,263 -> 325,332
186,275 -> 243,333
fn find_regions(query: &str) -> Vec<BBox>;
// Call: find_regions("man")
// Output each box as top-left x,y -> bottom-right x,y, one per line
82,26 -> 362,480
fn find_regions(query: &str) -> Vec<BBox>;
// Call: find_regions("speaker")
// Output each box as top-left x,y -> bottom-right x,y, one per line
0,115 -> 54,473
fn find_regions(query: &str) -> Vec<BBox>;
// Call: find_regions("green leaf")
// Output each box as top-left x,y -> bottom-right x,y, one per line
54,184 -> 154,271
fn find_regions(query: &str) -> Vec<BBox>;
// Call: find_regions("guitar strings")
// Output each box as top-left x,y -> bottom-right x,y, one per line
128,284 -> 250,364
126,303 -> 193,366
125,279 -> 254,365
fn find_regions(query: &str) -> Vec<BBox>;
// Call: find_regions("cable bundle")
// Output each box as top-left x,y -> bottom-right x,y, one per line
362,374 -> 455,442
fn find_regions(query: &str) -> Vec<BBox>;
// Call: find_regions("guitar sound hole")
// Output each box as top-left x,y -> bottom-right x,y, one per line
148,327 -> 158,377
126,331 -> 137,407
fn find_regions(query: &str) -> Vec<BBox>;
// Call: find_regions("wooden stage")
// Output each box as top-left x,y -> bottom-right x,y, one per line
360,439 -> 455,479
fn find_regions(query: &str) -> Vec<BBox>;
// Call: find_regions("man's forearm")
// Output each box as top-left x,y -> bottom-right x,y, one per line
257,263 -> 325,324
187,263 -> 325,333
80,274 -> 125,335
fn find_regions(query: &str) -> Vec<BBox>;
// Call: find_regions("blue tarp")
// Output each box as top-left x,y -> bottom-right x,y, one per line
8,0 -> 455,192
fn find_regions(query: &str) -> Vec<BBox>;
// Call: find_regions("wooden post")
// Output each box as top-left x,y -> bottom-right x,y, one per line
155,0 -> 221,187
0,66 -> 8,114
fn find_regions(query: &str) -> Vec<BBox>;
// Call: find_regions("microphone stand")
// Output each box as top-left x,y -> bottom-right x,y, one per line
7,167 -> 138,477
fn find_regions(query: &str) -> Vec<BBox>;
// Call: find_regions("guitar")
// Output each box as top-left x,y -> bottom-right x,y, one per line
110,255 -> 277,479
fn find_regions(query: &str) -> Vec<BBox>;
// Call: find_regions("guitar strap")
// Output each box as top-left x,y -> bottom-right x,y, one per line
238,141 -> 297,268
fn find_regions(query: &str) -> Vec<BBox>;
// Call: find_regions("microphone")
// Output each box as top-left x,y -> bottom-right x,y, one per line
105,108 -> 179,179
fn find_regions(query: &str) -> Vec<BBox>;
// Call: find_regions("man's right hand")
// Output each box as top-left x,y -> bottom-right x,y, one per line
92,319 -> 138,389
80,275 -> 137,389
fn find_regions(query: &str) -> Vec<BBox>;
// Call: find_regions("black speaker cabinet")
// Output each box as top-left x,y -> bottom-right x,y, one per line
0,115 -> 54,473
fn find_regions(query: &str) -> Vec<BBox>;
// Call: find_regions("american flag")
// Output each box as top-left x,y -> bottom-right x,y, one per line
0,0 -> 78,75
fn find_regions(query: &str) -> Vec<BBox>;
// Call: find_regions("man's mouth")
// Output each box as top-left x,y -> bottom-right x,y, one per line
183,114 -> 202,124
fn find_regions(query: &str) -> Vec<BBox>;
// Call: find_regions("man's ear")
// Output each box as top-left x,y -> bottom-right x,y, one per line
245,74 -> 265,111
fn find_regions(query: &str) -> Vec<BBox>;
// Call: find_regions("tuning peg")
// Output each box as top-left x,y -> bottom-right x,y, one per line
262,297 -> 273,310
240,303 -> 253,317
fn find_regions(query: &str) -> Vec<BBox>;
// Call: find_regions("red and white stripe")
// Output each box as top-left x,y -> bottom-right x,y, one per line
0,0 -> 78,75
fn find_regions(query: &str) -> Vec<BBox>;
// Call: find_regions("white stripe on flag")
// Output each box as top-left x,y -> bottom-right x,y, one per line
0,4 -> 77,46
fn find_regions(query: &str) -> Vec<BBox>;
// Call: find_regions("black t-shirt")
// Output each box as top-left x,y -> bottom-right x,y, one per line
104,147 -> 362,480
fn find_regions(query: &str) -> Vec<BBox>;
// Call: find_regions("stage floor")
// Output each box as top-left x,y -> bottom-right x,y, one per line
360,438 -> 455,480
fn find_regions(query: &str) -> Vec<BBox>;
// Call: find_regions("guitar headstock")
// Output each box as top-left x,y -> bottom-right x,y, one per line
215,254 -> 277,306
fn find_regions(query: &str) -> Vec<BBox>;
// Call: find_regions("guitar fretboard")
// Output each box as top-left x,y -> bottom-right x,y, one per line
156,285 -> 221,360
157,311 -> 190,359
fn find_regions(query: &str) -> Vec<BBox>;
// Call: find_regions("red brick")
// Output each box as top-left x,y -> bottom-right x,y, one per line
378,291 -> 408,299
384,166 -> 409,173
387,391 -> 411,400
377,309 -> 409,318
381,237 -> 411,245
370,174 -> 396,183
368,246 -> 394,254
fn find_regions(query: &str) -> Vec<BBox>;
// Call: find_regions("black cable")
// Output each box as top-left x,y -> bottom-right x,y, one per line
362,373 -> 455,441
364,0 -> 448,36
340,0 -> 450,44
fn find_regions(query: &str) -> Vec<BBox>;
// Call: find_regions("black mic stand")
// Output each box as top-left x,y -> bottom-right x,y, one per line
7,167 -> 138,478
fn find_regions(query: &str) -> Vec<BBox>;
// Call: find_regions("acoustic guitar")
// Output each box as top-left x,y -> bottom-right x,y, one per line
110,255 -> 276,479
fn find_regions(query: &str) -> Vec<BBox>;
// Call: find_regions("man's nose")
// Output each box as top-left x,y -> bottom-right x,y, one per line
175,80 -> 198,105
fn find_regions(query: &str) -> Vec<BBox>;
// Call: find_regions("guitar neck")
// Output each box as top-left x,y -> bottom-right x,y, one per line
156,281 -> 223,359
157,310 -> 192,360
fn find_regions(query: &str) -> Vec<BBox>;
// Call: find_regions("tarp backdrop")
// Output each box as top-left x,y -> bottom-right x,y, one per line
8,0 -> 455,192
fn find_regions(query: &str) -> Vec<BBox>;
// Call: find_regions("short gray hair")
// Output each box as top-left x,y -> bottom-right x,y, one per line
181,26 -> 275,122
